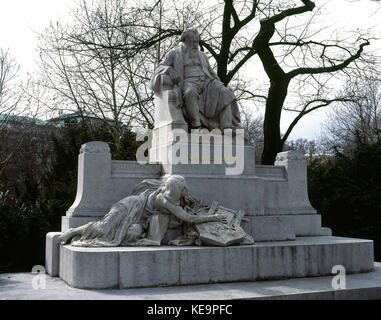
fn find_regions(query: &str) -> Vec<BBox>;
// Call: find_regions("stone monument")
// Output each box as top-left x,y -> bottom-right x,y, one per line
45,28 -> 374,291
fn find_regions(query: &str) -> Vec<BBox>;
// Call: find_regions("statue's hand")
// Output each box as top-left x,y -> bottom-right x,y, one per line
184,205 -> 195,215
213,214 -> 228,224
168,68 -> 179,84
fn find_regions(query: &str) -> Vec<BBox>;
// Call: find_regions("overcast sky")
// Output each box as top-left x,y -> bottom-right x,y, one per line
0,0 -> 380,140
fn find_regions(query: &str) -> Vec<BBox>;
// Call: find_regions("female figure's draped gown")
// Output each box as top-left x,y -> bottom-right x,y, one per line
69,180 -> 163,247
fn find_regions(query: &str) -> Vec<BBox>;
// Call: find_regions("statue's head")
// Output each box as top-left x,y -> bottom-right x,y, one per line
180,28 -> 200,49
163,175 -> 188,205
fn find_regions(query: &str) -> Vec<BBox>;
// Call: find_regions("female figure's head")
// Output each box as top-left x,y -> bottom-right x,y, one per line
162,175 -> 188,205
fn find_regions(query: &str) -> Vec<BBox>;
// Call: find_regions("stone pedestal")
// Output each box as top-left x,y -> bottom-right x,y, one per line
66,141 -> 112,217
46,138 -> 377,290
46,232 -> 62,277
58,236 -> 374,289
274,151 -> 316,213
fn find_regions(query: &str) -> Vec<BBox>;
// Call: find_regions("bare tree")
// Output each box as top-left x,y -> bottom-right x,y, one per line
0,48 -> 50,180
0,49 -> 23,129
240,107 -> 264,163
122,0 -> 374,163
37,0 -> 160,153
36,0 -> 375,164
322,71 -> 381,155
283,138 -> 330,162
0,49 -> 29,177
249,0 -> 372,164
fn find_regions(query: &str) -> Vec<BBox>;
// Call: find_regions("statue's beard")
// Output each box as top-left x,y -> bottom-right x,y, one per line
185,46 -> 198,59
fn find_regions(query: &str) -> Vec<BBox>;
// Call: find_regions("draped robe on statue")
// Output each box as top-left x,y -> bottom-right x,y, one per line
66,178 -> 254,247
70,180 -> 165,247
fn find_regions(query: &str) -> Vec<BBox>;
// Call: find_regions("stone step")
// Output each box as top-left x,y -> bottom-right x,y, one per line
56,236 -> 374,289
3,263 -> 381,300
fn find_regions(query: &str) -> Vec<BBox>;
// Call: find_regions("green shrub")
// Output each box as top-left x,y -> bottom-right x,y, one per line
0,189 -> 50,272
308,140 -> 381,261
0,122 -> 139,273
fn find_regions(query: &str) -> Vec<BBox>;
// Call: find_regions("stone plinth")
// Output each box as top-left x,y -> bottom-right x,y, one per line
151,84 -> 188,132
58,236 -> 374,289
274,151 -> 316,213
46,232 -> 62,277
150,131 -> 254,180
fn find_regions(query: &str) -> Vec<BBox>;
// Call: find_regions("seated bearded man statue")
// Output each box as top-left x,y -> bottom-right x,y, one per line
150,27 -> 243,132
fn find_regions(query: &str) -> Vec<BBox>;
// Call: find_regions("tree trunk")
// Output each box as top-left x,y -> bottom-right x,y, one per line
261,77 -> 290,165
217,0 -> 234,86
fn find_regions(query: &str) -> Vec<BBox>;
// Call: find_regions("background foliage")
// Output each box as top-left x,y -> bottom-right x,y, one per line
0,121 -> 138,273
308,140 -> 381,261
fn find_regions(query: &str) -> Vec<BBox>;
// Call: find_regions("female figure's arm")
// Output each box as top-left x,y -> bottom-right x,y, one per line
156,194 -> 225,224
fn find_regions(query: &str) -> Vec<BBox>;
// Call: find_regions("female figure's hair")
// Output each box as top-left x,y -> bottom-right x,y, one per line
132,175 -> 197,208
163,175 -> 187,205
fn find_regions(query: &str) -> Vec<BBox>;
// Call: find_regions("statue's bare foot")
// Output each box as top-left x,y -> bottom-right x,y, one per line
58,235 -> 69,245
59,229 -> 76,245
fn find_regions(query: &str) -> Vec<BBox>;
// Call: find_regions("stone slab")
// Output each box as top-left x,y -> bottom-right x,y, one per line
242,215 -> 295,241
58,236 -> 374,289
241,214 -> 331,241
45,232 -> 62,277
290,214 -> 332,236
153,143 -> 256,176
1,263 -> 381,300
119,248 -> 180,288
61,216 -> 101,232
59,246 -> 119,289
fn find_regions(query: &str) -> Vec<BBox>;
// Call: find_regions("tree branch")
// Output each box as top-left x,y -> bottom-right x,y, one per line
281,97 -> 354,145
287,40 -> 370,78
266,0 -> 315,24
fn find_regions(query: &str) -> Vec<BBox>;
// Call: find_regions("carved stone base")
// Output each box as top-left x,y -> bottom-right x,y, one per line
242,214 -> 331,242
58,236 -> 373,289
61,217 -> 101,232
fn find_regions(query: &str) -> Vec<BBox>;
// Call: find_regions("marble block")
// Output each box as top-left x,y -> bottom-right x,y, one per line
59,236 -> 374,289
46,232 -> 62,277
